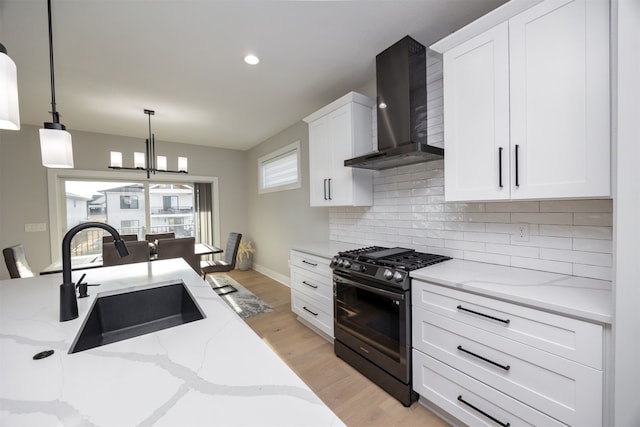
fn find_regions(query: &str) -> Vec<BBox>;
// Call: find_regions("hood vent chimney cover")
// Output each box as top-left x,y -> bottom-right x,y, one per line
344,35 -> 444,170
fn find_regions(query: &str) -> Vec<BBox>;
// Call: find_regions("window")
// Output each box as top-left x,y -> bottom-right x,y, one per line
60,180 -> 199,256
258,141 -> 301,193
120,195 -> 139,209
163,195 -> 179,211
121,220 -> 140,234
48,170 -> 221,261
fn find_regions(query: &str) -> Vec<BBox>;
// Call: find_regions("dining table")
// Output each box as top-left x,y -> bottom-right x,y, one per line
40,242 -> 223,275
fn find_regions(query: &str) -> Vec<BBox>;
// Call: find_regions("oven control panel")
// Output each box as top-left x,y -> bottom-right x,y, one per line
331,256 -> 407,284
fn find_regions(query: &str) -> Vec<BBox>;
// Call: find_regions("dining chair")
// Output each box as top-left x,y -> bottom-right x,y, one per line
145,232 -> 175,242
156,237 -> 199,273
3,244 -> 35,278
102,234 -> 138,244
145,233 -> 175,255
201,232 -> 242,278
102,240 -> 150,267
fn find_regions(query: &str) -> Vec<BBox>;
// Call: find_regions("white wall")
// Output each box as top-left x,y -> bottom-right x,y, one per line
65,198 -> 88,226
105,191 -> 146,233
612,0 -> 640,424
331,163 -> 613,280
246,121 -> 329,281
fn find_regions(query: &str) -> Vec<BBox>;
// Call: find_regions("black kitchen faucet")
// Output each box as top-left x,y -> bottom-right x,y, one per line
59,222 -> 129,322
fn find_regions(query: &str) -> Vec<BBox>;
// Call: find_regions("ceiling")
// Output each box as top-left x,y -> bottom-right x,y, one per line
0,0 -> 506,151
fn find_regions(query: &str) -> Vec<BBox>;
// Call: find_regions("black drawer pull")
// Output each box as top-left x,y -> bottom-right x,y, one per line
458,395 -> 510,427
457,345 -> 511,371
457,305 -> 510,324
498,147 -> 503,188
302,260 -> 318,267
303,306 -> 318,316
302,280 -> 318,289
515,144 -> 520,187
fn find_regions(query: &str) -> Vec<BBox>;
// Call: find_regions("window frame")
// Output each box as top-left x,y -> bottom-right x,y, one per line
120,195 -> 139,209
46,168 -> 221,262
257,140 -> 301,194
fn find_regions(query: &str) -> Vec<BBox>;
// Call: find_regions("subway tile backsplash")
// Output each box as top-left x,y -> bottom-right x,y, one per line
329,161 -> 613,280
330,50 -> 613,281
330,162 -> 612,279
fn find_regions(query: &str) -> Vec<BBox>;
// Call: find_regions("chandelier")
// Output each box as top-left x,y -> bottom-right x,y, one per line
108,109 -> 188,178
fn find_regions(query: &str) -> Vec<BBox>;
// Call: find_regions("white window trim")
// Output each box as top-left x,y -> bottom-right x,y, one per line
46,168 -> 220,263
258,140 -> 301,194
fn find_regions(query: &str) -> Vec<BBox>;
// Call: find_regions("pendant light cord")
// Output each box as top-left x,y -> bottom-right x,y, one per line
47,0 -> 59,123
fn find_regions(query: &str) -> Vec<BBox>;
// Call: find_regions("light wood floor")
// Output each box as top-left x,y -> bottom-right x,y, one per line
227,269 -> 449,427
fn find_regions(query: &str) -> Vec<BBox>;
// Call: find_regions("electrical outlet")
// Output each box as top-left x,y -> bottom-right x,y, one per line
25,223 -> 47,232
513,223 -> 529,242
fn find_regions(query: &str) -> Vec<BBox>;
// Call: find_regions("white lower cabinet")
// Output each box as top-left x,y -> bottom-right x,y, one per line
413,351 -> 565,427
412,280 -> 604,426
290,250 -> 333,339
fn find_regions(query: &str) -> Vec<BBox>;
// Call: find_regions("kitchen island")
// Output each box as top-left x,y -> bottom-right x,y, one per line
0,259 -> 345,426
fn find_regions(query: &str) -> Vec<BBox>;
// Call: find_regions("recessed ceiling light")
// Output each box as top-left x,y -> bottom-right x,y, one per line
244,54 -> 259,65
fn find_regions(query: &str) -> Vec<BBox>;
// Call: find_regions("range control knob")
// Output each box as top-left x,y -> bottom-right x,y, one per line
393,271 -> 404,282
383,269 -> 394,280
337,258 -> 344,267
331,257 -> 339,266
343,260 -> 351,269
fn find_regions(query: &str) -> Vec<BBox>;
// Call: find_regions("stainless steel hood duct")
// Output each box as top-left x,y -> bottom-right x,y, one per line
344,36 -> 444,170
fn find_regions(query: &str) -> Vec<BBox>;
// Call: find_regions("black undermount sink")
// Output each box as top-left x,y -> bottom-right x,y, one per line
69,281 -> 205,354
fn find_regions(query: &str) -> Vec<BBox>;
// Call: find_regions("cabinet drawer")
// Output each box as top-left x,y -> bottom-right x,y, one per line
290,267 -> 332,307
413,350 -> 566,427
414,307 -> 602,427
412,280 -> 603,369
291,291 -> 333,337
290,251 -> 332,278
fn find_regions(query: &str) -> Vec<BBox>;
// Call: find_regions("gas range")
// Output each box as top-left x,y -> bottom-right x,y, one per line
330,246 -> 451,290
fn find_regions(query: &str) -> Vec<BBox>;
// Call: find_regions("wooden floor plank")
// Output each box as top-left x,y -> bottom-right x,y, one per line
226,269 -> 449,427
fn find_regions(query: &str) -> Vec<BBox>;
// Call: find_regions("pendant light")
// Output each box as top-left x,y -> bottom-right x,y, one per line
108,109 -> 188,178
0,42 -> 20,130
40,0 -> 73,168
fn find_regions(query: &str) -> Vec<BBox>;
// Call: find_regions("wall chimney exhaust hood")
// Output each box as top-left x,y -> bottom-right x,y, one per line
344,36 -> 444,170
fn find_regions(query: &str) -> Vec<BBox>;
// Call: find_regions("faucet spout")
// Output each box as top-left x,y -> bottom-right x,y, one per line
60,222 -> 129,322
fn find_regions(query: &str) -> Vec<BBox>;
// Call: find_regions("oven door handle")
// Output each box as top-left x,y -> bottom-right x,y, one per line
334,272 -> 404,301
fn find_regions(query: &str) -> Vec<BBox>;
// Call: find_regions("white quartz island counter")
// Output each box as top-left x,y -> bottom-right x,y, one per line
0,259 -> 345,426
412,259 -> 612,324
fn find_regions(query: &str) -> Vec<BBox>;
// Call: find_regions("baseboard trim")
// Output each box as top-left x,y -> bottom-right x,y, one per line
252,263 -> 290,287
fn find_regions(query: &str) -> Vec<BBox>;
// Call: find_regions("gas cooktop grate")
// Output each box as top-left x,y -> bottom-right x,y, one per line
338,246 -> 450,271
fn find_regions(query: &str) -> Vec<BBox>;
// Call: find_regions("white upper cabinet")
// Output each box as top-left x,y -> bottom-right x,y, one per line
436,0 -> 610,202
443,22 -> 511,201
304,92 -> 374,207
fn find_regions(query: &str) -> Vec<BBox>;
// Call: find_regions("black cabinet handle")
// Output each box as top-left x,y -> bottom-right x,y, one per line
457,395 -> 510,427
302,260 -> 318,267
457,305 -> 510,324
515,144 -> 520,187
328,178 -> 332,200
323,179 -> 328,200
302,280 -> 318,289
498,147 -> 503,188
303,306 -> 318,316
457,345 -> 511,371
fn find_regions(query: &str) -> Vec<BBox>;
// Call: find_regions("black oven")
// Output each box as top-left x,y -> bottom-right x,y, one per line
331,246 -> 450,407
333,269 -> 415,406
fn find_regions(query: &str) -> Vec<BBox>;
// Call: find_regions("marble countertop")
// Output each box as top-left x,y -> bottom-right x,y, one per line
0,259 -> 345,426
291,241 -> 365,259
412,259 -> 612,324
